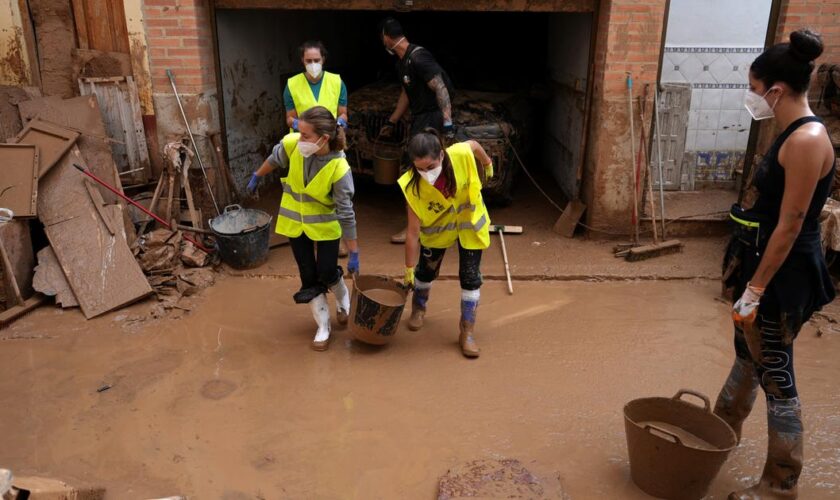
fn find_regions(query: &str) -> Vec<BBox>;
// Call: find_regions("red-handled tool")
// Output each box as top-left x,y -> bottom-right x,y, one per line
73,163 -> 213,253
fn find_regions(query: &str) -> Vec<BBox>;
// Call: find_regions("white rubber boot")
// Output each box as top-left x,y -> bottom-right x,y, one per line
330,277 -> 351,328
310,293 -> 331,351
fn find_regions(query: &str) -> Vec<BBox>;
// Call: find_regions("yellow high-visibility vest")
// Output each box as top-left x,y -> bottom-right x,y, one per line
287,72 -> 342,117
275,133 -> 349,241
398,142 -> 490,250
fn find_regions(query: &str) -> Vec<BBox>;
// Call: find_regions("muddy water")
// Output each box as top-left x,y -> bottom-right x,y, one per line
1,278 -> 839,499
637,421 -> 717,450
362,288 -> 405,307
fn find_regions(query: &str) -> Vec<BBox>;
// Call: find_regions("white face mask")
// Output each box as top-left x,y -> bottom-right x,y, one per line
305,62 -> 322,79
298,137 -> 324,158
419,165 -> 443,185
744,88 -> 780,121
385,36 -> 405,56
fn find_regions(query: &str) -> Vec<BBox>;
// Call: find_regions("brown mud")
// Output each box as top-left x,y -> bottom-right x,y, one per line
1,277 -> 839,498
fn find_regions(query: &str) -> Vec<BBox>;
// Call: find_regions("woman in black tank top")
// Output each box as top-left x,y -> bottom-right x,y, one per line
715,29 -> 835,499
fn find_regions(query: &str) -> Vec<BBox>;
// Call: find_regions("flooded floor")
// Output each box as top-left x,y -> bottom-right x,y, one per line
1,277 -> 839,499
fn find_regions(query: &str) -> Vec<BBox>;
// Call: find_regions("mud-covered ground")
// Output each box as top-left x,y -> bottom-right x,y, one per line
2,277 -> 839,499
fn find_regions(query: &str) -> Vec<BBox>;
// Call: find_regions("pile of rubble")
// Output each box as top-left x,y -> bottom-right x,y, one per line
0,86 -> 225,327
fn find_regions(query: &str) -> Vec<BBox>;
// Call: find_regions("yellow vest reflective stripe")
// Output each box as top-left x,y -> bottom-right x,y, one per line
398,142 -> 490,250
287,72 -> 342,117
274,133 -> 349,241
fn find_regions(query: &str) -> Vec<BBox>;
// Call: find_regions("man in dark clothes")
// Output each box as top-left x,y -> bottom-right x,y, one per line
380,17 -> 456,243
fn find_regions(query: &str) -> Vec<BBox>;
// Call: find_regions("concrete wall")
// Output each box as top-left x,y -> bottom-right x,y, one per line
215,10 -> 370,188
661,0 -> 772,186
545,12 -> 592,200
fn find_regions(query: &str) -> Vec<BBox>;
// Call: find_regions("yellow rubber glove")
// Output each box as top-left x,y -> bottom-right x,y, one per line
484,163 -> 494,179
404,267 -> 415,289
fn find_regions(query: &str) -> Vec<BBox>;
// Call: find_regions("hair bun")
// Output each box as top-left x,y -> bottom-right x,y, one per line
790,29 -> 824,62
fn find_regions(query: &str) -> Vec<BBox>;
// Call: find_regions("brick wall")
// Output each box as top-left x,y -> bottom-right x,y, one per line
143,0 -> 216,94
582,0 -> 667,234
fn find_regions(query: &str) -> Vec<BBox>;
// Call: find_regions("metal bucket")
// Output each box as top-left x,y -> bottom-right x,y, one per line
349,274 -> 408,345
624,389 -> 737,499
372,137 -> 402,185
209,204 -> 271,269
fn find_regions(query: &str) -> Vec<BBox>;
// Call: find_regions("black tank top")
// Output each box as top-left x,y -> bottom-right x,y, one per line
745,115 -> 836,317
750,116 -> 835,238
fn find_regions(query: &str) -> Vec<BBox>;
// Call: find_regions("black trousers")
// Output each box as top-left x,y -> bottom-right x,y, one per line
415,243 -> 483,290
410,110 -> 444,136
289,234 -> 341,295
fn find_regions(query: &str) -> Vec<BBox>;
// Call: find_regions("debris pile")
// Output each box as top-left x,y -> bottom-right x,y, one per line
0,84 -> 228,327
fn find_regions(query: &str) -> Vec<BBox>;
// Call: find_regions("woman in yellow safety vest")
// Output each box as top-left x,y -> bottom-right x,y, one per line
399,129 -> 494,358
284,41 -> 349,132
248,106 -> 359,351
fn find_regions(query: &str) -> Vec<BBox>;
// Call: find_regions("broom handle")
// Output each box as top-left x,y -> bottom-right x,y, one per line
498,231 -> 513,295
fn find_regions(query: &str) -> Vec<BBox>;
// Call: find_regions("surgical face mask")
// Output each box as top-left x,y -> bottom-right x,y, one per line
744,88 -> 780,121
305,62 -> 322,79
385,36 -> 405,56
298,137 -> 324,158
419,164 -> 443,185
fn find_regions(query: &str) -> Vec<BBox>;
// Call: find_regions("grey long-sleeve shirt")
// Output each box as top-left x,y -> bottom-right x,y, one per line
267,143 -> 357,240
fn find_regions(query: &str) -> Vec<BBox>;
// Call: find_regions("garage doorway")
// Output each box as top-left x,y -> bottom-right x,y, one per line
213,7 -> 594,205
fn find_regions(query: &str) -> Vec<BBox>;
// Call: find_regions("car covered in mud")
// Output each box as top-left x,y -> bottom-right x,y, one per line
346,83 -> 528,204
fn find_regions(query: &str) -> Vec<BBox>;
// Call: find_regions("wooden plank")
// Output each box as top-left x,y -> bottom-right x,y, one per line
0,220 -> 35,304
107,0 -> 130,54
72,49 -> 133,79
11,119 -> 80,176
0,144 -> 39,218
84,0 -> 115,52
0,236 -> 24,306
84,179 -> 117,235
33,246 -> 79,308
41,148 -> 152,318
18,95 -> 122,205
553,199 -> 587,238
70,0 -> 90,50
0,294 -> 46,328
80,77 -> 149,185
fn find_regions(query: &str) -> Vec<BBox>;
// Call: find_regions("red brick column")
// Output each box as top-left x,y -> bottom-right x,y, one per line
143,0 -> 216,94
582,0 -> 667,235
754,0 -> 840,154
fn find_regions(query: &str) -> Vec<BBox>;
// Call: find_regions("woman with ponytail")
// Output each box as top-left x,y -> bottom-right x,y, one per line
248,106 -> 359,351
399,128 -> 494,358
716,29 -> 835,499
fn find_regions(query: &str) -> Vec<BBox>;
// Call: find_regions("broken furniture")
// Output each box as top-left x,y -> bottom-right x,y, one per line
79,76 -> 151,186
0,144 -> 40,218
10,119 -> 80,175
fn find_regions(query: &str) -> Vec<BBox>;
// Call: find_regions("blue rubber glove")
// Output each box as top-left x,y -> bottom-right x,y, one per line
337,117 -> 348,129
246,173 -> 260,194
292,118 -> 299,131
347,251 -> 360,275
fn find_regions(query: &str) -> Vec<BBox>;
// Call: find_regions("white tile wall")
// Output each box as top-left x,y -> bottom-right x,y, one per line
696,130 -> 718,150
661,46 -> 762,153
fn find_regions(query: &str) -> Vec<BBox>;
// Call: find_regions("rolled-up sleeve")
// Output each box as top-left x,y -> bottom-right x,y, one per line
266,142 -> 290,176
332,170 -> 357,240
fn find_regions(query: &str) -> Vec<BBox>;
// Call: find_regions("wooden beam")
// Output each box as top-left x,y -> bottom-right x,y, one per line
214,0 -> 595,12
